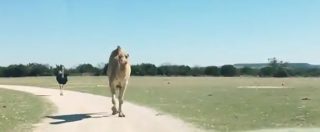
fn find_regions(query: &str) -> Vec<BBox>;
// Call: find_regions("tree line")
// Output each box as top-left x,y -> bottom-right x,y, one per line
0,59 -> 320,77
0,63 -> 105,77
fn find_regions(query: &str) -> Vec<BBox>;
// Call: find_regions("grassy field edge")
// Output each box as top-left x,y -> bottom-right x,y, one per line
0,87 -> 55,132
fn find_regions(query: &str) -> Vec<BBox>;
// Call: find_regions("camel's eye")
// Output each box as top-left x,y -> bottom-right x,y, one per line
125,54 -> 129,59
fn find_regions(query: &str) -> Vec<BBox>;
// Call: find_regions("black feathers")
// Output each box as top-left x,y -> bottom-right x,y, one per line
55,65 -> 68,85
56,73 -> 68,85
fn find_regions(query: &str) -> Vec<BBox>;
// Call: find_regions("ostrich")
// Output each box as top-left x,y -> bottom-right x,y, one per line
56,66 -> 68,96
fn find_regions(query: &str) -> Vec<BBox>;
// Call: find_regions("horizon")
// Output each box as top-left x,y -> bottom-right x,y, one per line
1,0 -> 320,67
0,61 -> 319,69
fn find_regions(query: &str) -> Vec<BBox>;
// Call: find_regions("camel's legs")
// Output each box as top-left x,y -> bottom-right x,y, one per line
118,81 -> 128,117
110,83 -> 118,115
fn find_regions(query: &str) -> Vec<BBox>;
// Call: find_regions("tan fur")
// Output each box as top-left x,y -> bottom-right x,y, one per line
107,46 -> 131,117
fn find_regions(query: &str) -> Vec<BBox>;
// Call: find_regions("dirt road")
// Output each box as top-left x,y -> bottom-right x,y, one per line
0,85 -> 201,132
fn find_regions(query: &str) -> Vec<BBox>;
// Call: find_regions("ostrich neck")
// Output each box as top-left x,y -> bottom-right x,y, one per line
61,71 -> 65,78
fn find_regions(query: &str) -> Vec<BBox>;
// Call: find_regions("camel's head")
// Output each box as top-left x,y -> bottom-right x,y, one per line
118,53 -> 129,65
115,46 -> 130,65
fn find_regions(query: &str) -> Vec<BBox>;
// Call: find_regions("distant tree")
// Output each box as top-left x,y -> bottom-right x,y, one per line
76,64 -> 96,73
306,68 -> 320,77
3,60 -> 320,77
267,58 -> 289,77
26,63 -> 52,76
74,64 -> 100,75
273,67 -> 289,77
141,63 -> 157,76
3,64 -> 28,77
259,67 -> 274,77
176,65 -> 191,76
285,68 -> 301,76
102,64 -> 108,75
131,63 -> 157,76
190,67 -> 205,76
204,66 -> 220,76
220,65 -> 237,77
94,63 -> 108,76
268,57 -> 288,69
157,65 -> 173,76
0,66 -> 4,77
131,65 -> 141,75
240,67 -> 258,76
157,65 -> 191,76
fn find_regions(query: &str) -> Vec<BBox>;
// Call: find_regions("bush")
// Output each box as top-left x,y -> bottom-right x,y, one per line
131,63 -> 157,76
273,68 -> 289,77
26,63 -> 52,76
191,67 -> 205,76
259,67 -> 275,77
0,66 -> 4,77
157,65 -> 191,76
240,67 -> 258,76
306,68 -> 320,77
204,66 -> 220,76
220,65 -> 237,77
73,64 -> 100,76
3,64 -> 28,77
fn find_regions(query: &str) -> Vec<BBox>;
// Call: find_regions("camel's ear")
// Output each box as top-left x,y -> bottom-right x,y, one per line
125,54 -> 129,59
116,46 -> 121,52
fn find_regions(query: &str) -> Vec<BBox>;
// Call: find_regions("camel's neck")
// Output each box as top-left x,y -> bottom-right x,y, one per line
119,63 -> 129,71
116,63 -> 130,78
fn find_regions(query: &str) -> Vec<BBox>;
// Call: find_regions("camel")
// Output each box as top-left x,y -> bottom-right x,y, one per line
107,46 -> 131,117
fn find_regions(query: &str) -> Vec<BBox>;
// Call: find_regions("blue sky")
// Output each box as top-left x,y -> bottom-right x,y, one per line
1,0 -> 320,68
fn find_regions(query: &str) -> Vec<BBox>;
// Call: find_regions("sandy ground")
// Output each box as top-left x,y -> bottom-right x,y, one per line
2,85 -> 320,132
0,85 -> 202,132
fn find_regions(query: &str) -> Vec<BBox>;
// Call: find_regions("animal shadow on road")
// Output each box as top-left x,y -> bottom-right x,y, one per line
46,112 -> 111,125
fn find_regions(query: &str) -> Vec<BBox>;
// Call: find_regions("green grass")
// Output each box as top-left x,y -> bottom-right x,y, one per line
0,88 -> 54,132
1,76 -> 320,131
